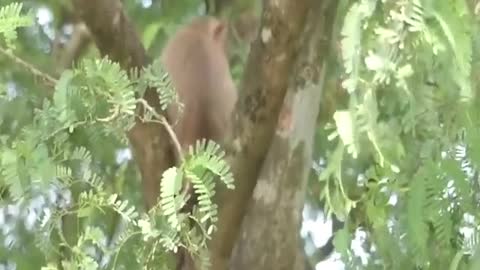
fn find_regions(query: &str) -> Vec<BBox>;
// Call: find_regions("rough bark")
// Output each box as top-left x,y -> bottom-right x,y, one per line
54,22 -> 91,74
71,0 -> 176,211
51,4 -> 92,75
228,1 -> 338,269
210,1 -> 313,269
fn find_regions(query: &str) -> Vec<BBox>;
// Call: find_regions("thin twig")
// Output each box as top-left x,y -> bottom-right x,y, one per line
136,98 -> 184,162
136,98 -> 195,205
159,115 -> 192,211
0,45 -> 58,90
161,116 -> 184,161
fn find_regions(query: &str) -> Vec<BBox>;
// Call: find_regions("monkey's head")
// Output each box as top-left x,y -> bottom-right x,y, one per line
184,16 -> 229,51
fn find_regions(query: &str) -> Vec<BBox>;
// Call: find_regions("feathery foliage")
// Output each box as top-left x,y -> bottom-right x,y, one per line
0,2 -> 234,269
318,0 -> 480,269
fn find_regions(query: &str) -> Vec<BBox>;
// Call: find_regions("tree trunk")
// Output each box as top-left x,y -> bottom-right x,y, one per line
228,1 -> 339,269
209,1 -> 313,269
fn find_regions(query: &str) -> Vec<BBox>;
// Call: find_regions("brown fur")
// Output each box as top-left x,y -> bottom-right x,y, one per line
161,16 -> 237,153
160,17 -> 238,270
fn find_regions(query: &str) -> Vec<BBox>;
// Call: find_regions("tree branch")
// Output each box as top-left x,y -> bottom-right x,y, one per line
0,46 -> 57,89
210,0 -> 312,269
54,22 -> 92,74
71,0 -> 175,210
227,0 -> 339,268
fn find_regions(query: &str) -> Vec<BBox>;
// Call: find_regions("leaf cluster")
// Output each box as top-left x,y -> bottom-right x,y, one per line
318,0 -> 480,269
0,3 -> 235,269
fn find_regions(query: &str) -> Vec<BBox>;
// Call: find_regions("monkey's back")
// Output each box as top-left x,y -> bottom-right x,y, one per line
161,17 -> 237,150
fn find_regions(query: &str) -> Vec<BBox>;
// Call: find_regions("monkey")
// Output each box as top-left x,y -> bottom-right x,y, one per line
159,16 -> 238,270
161,16 -> 237,158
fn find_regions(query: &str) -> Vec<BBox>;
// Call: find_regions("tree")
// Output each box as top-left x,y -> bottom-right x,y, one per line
0,1 -> 480,270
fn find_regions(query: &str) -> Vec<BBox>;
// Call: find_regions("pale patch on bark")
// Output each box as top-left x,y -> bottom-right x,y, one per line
261,28 -> 272,43
252,178 -> 277,205
275,53 -> 287,62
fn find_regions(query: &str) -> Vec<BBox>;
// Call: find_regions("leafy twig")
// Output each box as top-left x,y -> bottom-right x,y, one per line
136,98 -> 184,162
136,98 -> 197,211
0,45 -> 57,89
